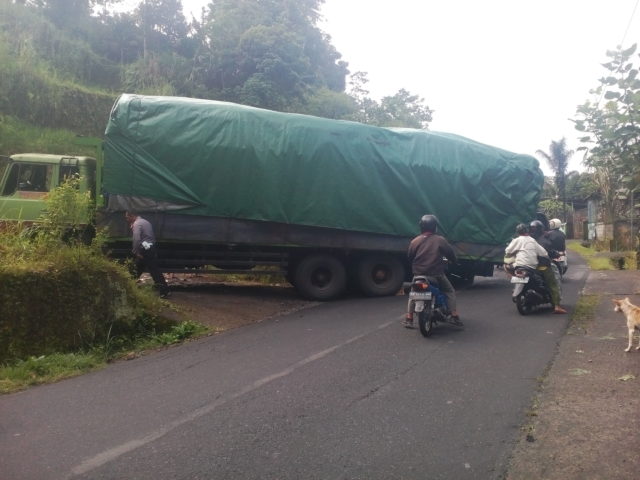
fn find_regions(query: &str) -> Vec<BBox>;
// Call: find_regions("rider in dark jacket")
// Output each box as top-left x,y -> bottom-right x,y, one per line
529,220 -> 566,314
546,218 -> 566,252
405,214 -> 462,327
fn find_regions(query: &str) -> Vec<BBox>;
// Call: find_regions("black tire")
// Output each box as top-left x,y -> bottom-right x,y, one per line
355,254 -> 405,297
516,295 -> 531,315
418,309 -> 434,337
294,254 -> 347,300
449,273 -> 474,288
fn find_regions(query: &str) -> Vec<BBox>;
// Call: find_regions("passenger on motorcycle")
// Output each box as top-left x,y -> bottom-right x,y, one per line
405,214 -> 462,328
529,220 -> 567,313
504,223 -> 545,273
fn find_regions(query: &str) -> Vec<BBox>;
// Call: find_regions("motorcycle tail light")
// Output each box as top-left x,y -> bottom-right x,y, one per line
414,282 -> 429,290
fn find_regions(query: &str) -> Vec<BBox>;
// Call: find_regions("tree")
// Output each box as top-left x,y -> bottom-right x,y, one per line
298,88 -> 356,119
574,44 -> 640,224
199,0 -> 348,110
24,0 -> 120,28
536,138 -> 573,222
90,12 -> 142,65
538,198 -> 572,221
378,89 -> 433,129
346,72 -> 433,128
565,171 -> 598,204
134,0 -> 189,59
122,52 -> 196,95
235,24 -> 309,109
541,176 -> 558,201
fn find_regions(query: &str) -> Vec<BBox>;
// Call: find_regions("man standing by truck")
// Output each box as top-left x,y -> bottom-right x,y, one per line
125,211 -> 170,298
405,214 -> 462,328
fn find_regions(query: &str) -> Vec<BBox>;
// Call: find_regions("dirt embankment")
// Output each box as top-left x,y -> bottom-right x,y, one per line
158,274 -> 318,331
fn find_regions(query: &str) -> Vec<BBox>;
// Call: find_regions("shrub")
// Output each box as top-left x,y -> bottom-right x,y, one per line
0,245 -> 170,363
0,178 -> 172,363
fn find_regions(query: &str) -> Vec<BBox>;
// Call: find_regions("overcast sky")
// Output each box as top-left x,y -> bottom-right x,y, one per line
180,0 -> 640,174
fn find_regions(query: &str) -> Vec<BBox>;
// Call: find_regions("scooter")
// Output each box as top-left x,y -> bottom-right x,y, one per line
510,266 -> 553,315
554,251 -> 568,279
409,275 -> 452,337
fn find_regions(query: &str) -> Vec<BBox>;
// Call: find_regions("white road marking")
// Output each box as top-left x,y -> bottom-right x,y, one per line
69,319 -> 396,478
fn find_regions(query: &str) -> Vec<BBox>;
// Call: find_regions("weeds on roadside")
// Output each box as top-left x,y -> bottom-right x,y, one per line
0,176 -> 98,268
0,177 -> 209,393
137,321 -> 208,348
0,320 -> 208,394
567,240 -> 637,271
0,353 -> 102,394
567,241 -> 613,270
568,294 -> 600,335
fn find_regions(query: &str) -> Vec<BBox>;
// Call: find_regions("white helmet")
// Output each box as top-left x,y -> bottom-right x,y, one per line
549,218 -> 562,230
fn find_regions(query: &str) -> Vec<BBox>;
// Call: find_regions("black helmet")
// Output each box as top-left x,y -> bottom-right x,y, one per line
529,220 -> 544,239
515,223 -> 529,235
535,212 -> 550,231
419,214 -> 438,233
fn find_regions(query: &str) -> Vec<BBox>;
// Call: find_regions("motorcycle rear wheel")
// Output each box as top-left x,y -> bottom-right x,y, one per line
418,309 -> 434,337
516,295 -> 532,315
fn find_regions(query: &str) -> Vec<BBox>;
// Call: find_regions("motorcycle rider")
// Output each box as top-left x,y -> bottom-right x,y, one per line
546,218 -> 567,252
528,220 -> 567,314
405,214 -> 462,328
532,218 -> 565,296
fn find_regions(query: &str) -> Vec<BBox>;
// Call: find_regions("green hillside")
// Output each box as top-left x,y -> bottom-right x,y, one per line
0,1 -> 433,156
0,3 -> 118,153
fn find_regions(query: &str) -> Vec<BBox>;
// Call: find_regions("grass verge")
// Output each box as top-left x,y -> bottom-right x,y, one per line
567,294 -> 600,335
0,320 -> 208,394
0,353 -> 102,394
566,240 -> 613,270
567,239 -> 638,270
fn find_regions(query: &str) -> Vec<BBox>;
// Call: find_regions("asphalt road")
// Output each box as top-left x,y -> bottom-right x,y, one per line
0,253 -> 588,480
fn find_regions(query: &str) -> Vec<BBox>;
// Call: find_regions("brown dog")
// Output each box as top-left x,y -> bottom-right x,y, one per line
612,298 -> 640,352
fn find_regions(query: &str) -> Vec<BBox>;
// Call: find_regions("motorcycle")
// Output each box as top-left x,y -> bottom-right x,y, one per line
510,266 -> 553,315
409,275 -> 451,337
554,251 -> 568,279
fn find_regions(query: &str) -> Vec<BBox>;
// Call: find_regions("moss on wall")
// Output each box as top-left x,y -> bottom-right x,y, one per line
0,256 -> 166,363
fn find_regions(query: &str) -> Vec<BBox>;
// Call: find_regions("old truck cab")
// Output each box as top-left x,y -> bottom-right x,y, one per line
0,154 -> 96,222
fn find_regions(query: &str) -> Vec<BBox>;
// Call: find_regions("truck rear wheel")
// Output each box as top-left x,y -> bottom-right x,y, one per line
294,254 -> 347,300
355,254 -> 405,297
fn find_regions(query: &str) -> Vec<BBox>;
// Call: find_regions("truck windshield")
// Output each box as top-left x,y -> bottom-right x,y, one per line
1,163 -> 53,196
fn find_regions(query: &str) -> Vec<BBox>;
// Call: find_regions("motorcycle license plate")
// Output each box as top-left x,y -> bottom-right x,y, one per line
410,291 -> 432,300
511,276 -> 529,284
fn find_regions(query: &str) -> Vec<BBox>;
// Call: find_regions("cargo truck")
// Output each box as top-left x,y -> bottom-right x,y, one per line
0,94 -> 544,300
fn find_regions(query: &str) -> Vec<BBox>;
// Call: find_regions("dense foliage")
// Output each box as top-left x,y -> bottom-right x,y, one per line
574,44 -> 640,223
1,0 -> 433,153
536,138 -> 575,220
0,178 -> 170,363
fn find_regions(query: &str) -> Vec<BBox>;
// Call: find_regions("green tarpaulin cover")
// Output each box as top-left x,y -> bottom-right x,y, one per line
104,94 -> 543,247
